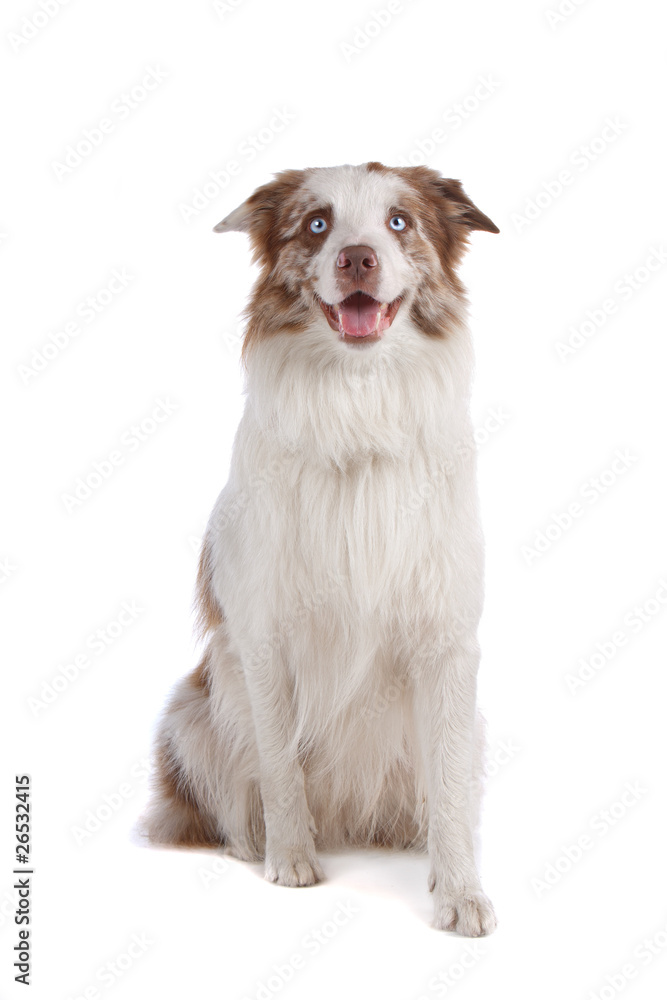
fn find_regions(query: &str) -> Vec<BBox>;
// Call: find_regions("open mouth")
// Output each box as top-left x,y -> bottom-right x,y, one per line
318,291 -> 403,344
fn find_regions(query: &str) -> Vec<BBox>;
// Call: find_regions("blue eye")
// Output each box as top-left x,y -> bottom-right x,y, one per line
389,215 -> 407,231
309,217 -> 327,233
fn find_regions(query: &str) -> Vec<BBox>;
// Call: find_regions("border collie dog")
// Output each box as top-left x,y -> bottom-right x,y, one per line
145,162 -> 499,936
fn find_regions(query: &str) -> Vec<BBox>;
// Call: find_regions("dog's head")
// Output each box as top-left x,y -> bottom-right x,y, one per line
214,162 -> 498,355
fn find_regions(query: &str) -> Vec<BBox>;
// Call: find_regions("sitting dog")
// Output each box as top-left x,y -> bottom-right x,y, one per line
144,162 -> 499,936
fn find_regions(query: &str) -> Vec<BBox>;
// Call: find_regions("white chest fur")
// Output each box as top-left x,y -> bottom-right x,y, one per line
208,321 -> 484,660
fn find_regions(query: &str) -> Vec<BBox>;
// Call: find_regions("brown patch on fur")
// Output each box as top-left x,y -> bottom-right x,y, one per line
395,167 -> 498,265
149,742 -> 219,847
190,652 -> 212,696
241,274 -> 312,362
240,169 -> 309,268
391,166 -> 498,336
368,162 -> 498,339
369,160 -> 498,234
436,176 -> 499,234
232,169 -> 318,360
145,656 -> 219,847
195,536 -> 224,638
365,160 -> 391,175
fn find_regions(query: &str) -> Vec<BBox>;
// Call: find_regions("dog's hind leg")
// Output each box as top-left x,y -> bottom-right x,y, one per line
142,657 -> 220,847
142,633 -> 265,861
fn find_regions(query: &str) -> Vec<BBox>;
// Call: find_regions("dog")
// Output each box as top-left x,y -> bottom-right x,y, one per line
144,161 -> 499,936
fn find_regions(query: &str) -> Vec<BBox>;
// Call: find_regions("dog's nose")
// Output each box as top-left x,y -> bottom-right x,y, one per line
337,245 -> 378,278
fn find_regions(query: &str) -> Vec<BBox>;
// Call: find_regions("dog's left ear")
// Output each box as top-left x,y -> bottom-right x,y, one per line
437,178 -> 499,234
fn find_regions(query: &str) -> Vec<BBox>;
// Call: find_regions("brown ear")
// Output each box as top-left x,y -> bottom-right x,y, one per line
212,169 -> 306,234
212,199 -> 254,233
436,178 -> 499,234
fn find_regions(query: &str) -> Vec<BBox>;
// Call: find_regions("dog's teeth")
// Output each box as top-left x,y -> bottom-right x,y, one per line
375,304 -> 388,332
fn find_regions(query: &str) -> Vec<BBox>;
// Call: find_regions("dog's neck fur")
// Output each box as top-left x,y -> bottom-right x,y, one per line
241,308 -> 474,469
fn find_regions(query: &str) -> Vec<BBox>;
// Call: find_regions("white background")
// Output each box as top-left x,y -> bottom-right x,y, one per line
1,0 -> 666,998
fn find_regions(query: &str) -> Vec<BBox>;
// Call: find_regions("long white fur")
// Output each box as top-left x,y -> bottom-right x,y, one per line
148,165 -> 497,936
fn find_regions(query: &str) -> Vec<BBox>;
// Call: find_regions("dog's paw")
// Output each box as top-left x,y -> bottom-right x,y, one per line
432,888 -> 497,937
264,846 -> 324,887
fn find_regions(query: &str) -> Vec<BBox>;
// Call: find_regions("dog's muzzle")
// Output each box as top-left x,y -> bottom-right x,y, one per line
318,245 -> 403,343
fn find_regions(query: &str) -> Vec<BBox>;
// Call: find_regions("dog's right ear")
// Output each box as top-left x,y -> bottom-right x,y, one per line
212,200 -> 254,234
212,169 -> 306,235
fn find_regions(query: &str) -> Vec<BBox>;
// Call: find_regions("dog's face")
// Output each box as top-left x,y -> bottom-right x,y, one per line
214,162 -> 498,354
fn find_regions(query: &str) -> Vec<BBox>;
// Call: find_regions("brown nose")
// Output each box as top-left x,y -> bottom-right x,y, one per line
337,245 -> 378,280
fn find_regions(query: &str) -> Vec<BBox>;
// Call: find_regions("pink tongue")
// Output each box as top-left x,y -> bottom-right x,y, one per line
339,295 -> 381,337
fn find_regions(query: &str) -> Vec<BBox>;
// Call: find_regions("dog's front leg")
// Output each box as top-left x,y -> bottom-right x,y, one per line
415,639 -> 496,935
242,647 -> 323,887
